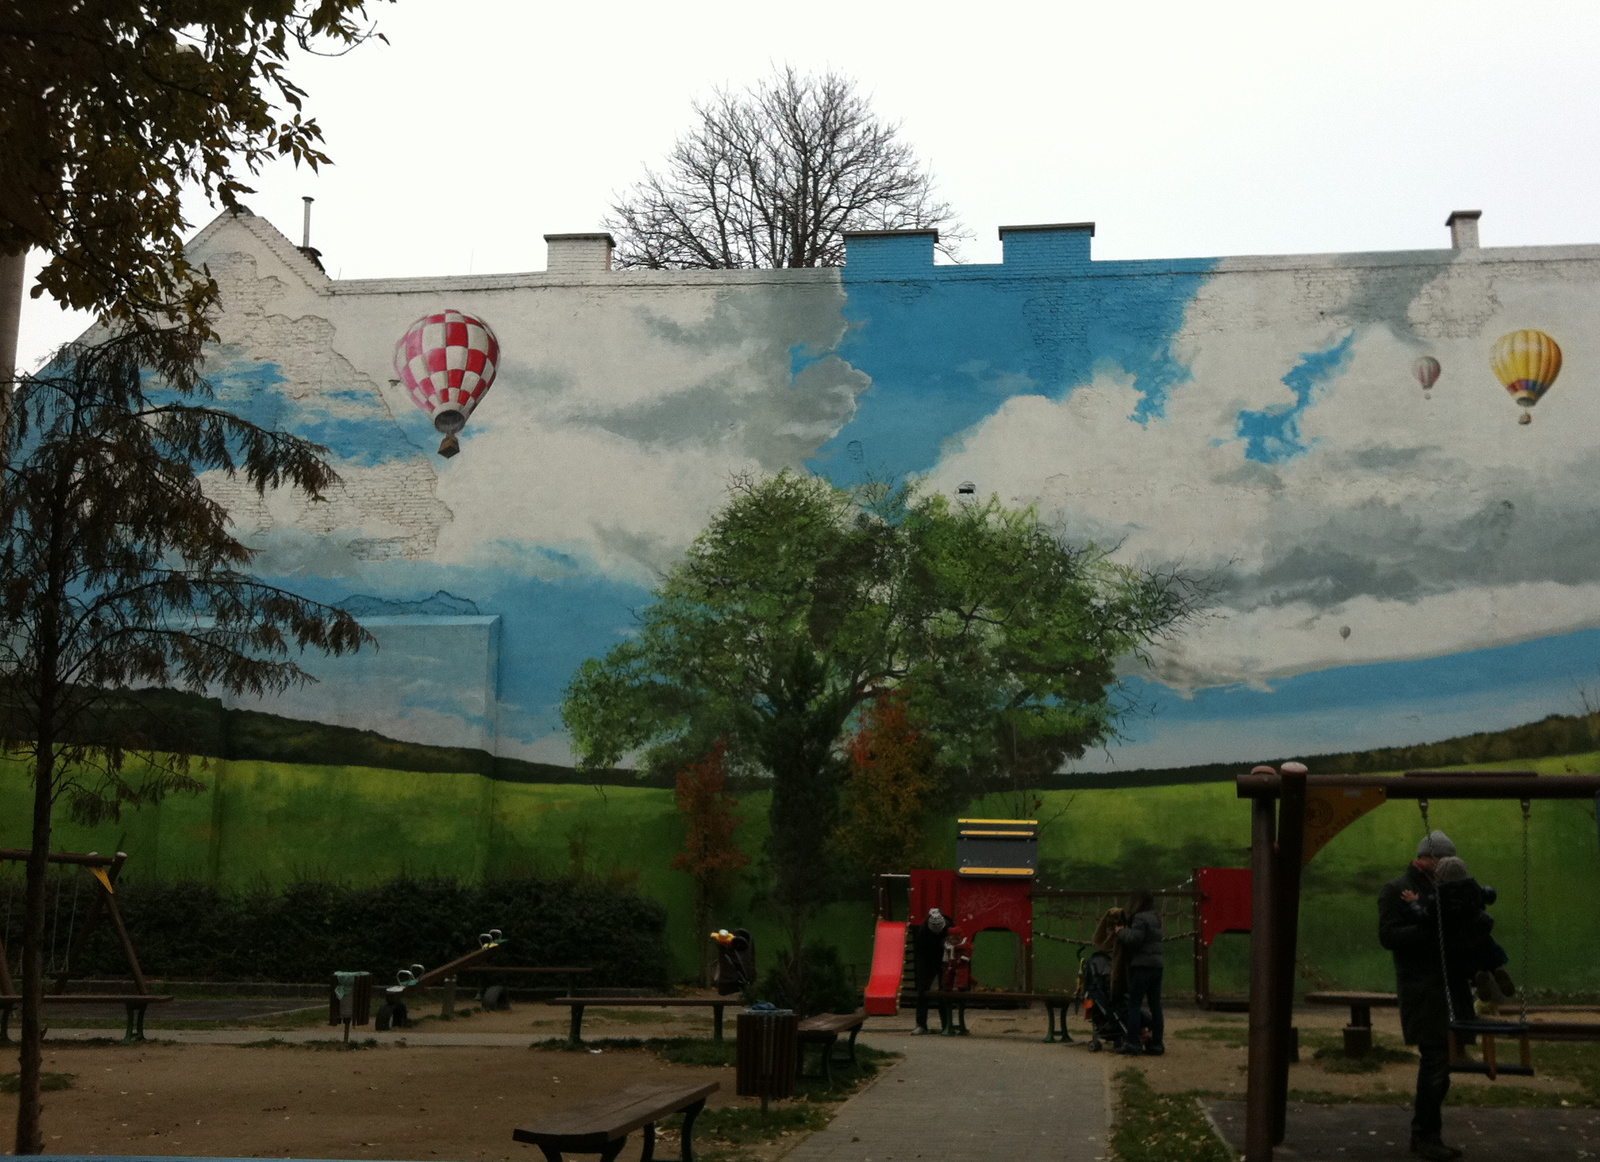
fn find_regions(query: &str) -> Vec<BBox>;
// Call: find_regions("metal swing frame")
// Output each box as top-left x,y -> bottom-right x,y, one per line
1234,767 -> 1600,1162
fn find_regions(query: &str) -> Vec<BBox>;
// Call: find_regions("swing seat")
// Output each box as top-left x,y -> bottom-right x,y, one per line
1447,1019 -> 1534,1079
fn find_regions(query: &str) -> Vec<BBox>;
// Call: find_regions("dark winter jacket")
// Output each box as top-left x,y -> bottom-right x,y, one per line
1378,863 -> 1474,1046
1436,877 -> 1497,950
1117,909 -> 1164,968
912,923 -> 948,992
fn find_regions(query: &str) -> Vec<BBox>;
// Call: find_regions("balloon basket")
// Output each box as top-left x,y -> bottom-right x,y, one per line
438,435 -> 461,457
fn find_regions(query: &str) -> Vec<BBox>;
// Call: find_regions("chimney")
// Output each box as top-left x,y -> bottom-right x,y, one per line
1446,210 -> 1481,250
545,233 -> 614,274
295,195 -> 325,272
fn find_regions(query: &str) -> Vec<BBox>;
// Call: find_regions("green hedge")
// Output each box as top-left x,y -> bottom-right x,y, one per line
0,874 -> 670,988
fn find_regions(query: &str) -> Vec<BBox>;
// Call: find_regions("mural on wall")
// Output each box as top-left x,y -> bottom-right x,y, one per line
171,209 -> 1600,774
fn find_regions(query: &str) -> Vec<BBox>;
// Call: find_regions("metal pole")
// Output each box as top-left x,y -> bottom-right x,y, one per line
1245,769 -> 1279,1162
301,197 -> 314,249
1271,764 -> 1308,1144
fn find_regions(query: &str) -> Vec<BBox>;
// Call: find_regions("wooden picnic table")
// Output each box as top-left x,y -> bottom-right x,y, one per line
513,1078 -> 717,1161
545,995 -> 739,1044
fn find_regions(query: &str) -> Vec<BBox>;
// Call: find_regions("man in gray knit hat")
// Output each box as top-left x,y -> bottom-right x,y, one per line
1379,830 -> 1474,1161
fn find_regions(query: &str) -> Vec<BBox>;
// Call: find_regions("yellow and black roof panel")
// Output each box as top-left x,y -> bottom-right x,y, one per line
956,818 -> 1039,876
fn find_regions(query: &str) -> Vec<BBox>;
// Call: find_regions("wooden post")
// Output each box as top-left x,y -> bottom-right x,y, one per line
1244,771 -> 1279,1162
100,884 -> 149,995
1272,765 -> 1309,1145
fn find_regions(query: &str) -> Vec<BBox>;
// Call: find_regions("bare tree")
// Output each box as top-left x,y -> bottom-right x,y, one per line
607,68 -> 962,269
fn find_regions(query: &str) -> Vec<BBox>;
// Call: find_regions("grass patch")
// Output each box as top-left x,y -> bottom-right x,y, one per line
1311,1043 -> 1416,1074
657,1038 -> 739,1067
590,1007 -> 696,1024
1111,1068 -> 1231,1162
0,1072 -> 74,1094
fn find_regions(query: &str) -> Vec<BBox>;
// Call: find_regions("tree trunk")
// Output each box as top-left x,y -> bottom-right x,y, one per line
693,879 -> 712,988
13,742 -> 53,1154
0,248 -> 25,447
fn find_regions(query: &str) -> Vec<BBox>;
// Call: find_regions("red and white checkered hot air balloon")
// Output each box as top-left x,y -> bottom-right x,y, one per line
393,309 -> 500,458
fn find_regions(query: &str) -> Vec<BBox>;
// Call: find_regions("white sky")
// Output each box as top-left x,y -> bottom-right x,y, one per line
18,0 -> 1600,370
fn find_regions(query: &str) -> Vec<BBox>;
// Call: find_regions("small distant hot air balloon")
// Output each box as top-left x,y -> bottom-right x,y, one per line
393,309 -> 501,457
1413,355 -> 1441,399
1490,329 -> 1561,426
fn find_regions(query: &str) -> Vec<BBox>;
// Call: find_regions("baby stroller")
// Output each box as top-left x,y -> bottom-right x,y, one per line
1076,947 -> 1128,1052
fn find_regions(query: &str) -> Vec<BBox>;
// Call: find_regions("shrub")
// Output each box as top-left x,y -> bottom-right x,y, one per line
0,872 -> 669,987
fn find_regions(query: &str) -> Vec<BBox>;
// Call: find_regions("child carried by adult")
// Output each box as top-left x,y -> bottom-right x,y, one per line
1402,853 -> 1516,1007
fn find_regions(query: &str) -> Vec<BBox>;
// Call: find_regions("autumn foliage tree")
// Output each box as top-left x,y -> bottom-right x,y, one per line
835,692 -> 938,878
669,739 -> 750,984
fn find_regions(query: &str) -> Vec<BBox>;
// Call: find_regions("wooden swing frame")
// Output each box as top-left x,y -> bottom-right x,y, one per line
1234,767 -> 1600,1162
0,848 -> 172,1042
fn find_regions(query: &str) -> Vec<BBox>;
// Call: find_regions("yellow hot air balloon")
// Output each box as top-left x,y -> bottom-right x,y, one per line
1490,329 -> 1562,425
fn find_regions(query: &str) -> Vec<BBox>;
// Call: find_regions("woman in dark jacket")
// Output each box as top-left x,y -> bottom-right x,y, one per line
911,907 -> 950,1034
1116,889 -> 1164,1055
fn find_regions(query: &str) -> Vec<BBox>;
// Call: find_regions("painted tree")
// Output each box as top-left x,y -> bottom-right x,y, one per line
835,692 -> 938,877
669,739 -> 751,984
562,472 -> 1203,994
0,0 -> 388,386
605,67 -> 962,269
0,337 -> 369,1153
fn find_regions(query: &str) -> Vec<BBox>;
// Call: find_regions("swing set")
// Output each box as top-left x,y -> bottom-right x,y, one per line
1235,765 -> 1600,1162
0,848 -> 171,1042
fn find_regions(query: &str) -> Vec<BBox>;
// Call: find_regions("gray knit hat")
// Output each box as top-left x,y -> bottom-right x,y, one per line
1417,830 -> 1457,859
1433,855 -> 1470,883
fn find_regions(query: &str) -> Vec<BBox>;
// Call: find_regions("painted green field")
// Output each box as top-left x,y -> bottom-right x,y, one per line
5,751 -> 1599,994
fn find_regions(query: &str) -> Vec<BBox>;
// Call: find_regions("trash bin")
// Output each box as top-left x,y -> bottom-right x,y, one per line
329,972 -> 372,1041
736,1007 -> 797,1110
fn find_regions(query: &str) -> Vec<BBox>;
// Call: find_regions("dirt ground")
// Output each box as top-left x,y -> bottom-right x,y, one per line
1,1041 -> 782,1161
1129,1006 -> 1586,1100
6,996 -> 1591,1160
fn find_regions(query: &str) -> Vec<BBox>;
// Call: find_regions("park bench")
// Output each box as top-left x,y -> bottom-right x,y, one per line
0,993 -> 174,1043
546,996 -> 738,1044
796,1011 -> 866,1082
912,990 -> 1078,1041
513,1078 -> 717,1162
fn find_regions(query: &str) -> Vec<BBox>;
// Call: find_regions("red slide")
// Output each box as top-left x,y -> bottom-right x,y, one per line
863,919 -> 908,1016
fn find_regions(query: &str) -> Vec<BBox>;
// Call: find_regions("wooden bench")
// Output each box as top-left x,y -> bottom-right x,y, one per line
513,1079 -> 717,1161
796,1011 -> 866,1082
913,990 -> 1079,1041
1304,990 -> 1398,1057
545,996 -> 737,1044
0,994 -> 174,1043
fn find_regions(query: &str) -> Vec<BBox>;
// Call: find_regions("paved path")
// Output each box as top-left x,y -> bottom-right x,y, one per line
788,1030 -> 1109,1162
